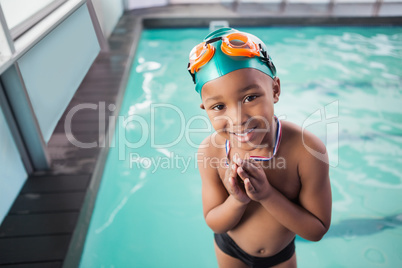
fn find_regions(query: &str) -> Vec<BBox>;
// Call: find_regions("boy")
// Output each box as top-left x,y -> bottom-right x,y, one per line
189,28 -> 332,268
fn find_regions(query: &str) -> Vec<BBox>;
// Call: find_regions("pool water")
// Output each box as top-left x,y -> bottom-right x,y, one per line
79,27 -> 402,267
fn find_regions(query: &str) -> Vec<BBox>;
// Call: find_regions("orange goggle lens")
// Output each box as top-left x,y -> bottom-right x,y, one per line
221,33 -> 260,58
188,42 -> 215,74
188,33 -> 262,75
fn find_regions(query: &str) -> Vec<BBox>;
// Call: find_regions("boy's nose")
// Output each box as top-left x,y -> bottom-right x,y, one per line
227,105 -> 248,129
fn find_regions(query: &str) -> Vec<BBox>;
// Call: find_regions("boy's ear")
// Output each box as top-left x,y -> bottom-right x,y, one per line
200,103 -> 205,110
272,77 -> 281,103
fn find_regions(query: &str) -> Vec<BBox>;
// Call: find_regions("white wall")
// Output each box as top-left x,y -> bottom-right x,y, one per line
0,0 -> 56,29
17,4 -> 100,143
126,0 -> 168,10
92,0 -> 124,38
0,107 -> 27,224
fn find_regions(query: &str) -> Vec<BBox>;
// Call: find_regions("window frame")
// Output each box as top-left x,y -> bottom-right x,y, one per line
4,0 -> 68,40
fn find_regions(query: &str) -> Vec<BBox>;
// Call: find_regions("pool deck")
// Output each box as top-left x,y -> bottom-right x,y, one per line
0,3 -> 401,267
0,10 -> 140,268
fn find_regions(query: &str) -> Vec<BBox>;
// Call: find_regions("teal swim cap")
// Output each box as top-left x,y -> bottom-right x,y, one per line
188,27 -> 276,97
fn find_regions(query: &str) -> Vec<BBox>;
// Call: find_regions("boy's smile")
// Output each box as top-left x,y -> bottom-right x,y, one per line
200,68 -> 281,151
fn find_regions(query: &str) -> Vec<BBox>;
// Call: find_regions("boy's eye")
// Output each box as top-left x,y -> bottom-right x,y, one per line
244,95 -> 257,103
212,104 -> 224,111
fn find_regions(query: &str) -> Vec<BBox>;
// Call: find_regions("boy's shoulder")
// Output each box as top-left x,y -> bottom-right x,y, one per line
281,120 -> 327,159
197,132 -> 227,172
198,132 -> 226,157
280,120 -> 328,176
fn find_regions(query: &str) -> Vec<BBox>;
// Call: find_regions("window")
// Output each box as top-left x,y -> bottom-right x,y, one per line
0,0 -> 66,39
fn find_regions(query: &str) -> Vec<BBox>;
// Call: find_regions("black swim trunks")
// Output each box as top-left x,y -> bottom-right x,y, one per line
214,233 -> 295,268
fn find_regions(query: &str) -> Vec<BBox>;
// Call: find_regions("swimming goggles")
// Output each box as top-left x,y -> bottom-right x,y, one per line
187,32 -> 275,82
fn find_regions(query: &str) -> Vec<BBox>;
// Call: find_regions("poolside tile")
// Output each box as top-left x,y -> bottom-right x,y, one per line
0,262 -> 61,268
19,175 -> 90,193
50,158 -> 97,174
10,192 -> 85,214
0,236 -> 70,264
0,212 -> 79,238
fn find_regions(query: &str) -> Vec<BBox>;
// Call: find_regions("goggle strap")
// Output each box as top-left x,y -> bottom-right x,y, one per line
188,63 -> 196,83
258,44 -> 276,75
205,37 -> 222,45
259,44 -> 267,59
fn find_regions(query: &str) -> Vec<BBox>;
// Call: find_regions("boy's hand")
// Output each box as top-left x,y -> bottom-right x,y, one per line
234,156 -> 272,202
223,155 -> 251,205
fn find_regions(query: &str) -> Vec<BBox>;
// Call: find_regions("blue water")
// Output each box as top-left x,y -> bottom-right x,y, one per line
79,27 -> 402,267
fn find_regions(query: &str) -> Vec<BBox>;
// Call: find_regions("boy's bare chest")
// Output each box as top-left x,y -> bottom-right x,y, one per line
261,162 -> 300,200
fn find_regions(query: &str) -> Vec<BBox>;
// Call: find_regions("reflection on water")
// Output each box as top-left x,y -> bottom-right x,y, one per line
296,214 -> 402,242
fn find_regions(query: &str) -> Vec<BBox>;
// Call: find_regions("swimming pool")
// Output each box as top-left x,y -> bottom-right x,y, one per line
78,26 -> 402,267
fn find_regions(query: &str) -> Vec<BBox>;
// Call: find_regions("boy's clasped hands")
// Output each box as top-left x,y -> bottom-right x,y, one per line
224,154 -> 273,205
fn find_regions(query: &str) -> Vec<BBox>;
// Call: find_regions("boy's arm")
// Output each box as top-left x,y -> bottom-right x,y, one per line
238,131 -> 332,241
198,135 -> 249,234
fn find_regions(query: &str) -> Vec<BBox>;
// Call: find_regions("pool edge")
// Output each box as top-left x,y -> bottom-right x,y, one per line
142,16 -> 402,28
62,17 -> 143,268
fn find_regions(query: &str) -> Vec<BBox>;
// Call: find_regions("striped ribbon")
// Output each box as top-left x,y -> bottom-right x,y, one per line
225,115 -> 282,166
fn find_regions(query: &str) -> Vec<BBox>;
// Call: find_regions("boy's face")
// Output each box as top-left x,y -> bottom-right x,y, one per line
200,68 -> 280,148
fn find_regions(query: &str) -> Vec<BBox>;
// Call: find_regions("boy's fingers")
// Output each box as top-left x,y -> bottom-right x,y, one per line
225,162 -> 236,178
249,158 -> 261,169
229,177 -> 241,196
226,163 -> 235,179
231,163 -> 237,174
237,166 -> 250,181
245,159 -> 261,170
227,177 -> 235,194
244,178 -> 255,193
237,160 -> 260,178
